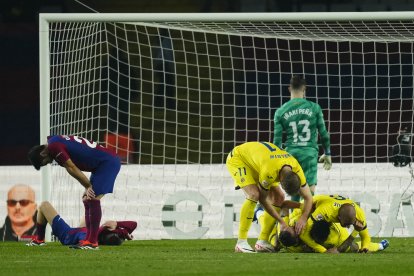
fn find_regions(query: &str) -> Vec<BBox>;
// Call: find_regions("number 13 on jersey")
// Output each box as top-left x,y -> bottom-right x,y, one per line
289,120 -> 310,143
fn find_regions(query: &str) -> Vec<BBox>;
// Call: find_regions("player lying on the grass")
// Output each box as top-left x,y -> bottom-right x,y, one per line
27,201 -> 137,247
309,219 -> 389,253
255,205 -> 389,253
226,141 -> 313,253
28,135 -> 121,250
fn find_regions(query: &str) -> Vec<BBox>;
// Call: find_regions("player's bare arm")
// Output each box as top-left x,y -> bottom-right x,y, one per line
102,220 -> 117,231
258,186 -> 288,229
295,184 -> 313,234
337,234 -> 356,253
326,247 -> 339,254
281,200 -> 301,209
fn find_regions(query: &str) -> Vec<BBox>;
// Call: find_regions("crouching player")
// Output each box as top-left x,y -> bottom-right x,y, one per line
28,135 -> 121,249
226,141 -> 313,253
279,194 -> 389,253
300,194 -> 373,253
26,201 -> 137,248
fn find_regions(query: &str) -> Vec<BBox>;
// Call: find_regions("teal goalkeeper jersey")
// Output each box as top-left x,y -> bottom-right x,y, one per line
273,98 -> 330,153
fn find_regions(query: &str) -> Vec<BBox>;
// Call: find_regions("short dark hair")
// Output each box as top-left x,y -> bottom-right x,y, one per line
310,220 -> 331,244
27,145 -> 46,170
281,171 -> 301,196
98,232 -> 124,246
279,230 -> 298,247
290,75 -> 306,90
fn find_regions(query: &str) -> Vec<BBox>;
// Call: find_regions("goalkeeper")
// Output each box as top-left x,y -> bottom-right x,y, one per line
273,75 -> 331,201
26,200 -> 136,247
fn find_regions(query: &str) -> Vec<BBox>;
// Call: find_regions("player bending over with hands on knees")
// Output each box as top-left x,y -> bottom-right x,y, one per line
226,141 -> 313,253
26,200 -> 136,248
28,135 -> 121,249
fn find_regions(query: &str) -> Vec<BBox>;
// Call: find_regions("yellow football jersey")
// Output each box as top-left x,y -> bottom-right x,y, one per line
311,194 -> 367,229
231,142 -> 306,190
275,210 -> 304,252
301,194 -> 370,252
321,223 -> 377,252
277,208 -> 346,253
322,223 -> 350,249
276,205 -> 373,253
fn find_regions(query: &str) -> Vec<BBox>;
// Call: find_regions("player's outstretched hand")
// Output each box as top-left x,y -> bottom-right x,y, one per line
326,247 -> 339,254
358,248 -> 369,253
85,187 -> 96,199
295,217 -> 306,235
102,220 -> 117,231
319,154 -> 332,170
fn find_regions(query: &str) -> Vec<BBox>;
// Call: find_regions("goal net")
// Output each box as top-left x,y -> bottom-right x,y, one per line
40,13 -> 414,239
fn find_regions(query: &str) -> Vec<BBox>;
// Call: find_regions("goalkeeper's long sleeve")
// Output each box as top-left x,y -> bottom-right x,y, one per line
273,110 -> 283,148
317,105 -> 331,154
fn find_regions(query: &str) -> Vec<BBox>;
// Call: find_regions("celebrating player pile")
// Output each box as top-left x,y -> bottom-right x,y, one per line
254,195 -> 389,253
227,76 -> 389,254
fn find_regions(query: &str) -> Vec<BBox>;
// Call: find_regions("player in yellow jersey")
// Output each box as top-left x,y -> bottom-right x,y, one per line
299,194 -> 372,253
309,219 -> 389,253
226,141 -> 313,253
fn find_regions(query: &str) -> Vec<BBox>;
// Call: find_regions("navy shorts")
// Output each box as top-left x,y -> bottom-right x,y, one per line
52,215 -> 86,245
90,156 -> 121,195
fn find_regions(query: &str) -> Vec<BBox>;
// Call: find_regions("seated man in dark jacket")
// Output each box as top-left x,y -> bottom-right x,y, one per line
1,184 -> 37,241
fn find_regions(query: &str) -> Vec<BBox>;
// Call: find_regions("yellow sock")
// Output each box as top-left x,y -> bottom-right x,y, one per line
269,227 -> 277,247
238,199 -> 257,240
356,241 -> 380,252
258,206 -> 280,241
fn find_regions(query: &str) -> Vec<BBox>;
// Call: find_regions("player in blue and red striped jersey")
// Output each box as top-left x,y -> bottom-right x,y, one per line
26,201 -> 136,247
27,135 -> 121,249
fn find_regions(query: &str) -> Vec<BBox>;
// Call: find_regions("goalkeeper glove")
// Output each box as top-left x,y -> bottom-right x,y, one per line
319,154 -> 332,170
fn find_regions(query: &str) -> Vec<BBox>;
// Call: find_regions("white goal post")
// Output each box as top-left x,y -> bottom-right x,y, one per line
39,12 -> 414,239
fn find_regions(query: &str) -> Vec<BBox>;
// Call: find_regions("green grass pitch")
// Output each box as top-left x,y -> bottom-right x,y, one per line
2,238 -> 414,275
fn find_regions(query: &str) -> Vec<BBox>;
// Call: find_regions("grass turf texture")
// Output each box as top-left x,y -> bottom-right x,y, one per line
1,238 -> 414,276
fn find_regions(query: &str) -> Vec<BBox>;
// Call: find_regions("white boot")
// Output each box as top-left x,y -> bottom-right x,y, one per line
235,239 -> 256,253
255,240 -> 275,253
